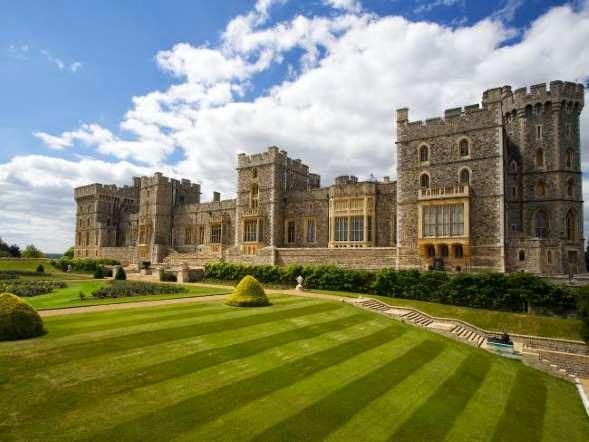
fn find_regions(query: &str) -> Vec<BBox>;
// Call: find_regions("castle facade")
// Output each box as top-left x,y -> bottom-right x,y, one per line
74,80 -> 586,274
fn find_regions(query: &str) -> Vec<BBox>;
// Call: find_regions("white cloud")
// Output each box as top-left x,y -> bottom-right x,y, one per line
70,61 -> 82,73
323,0 -> 362,13
41,49 -> 65,70
7,44 -> 29,60
414,0 -> 463,15
8,0 -> 589,251
491,0 -> 524,22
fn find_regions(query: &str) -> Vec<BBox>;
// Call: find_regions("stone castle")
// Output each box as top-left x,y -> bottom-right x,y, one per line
74,80 -> 586,274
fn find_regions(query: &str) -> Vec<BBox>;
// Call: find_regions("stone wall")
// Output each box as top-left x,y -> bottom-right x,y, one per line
275,247 -> 397,270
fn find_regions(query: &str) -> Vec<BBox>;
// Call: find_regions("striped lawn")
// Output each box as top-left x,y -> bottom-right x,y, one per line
0,296 -> 587,441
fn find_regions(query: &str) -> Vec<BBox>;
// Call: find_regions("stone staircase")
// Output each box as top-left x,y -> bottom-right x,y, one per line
449,324 -> 486,347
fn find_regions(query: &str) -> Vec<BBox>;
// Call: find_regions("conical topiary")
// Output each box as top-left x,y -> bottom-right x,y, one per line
0,293 -> 46,341
225,275 -> 270,307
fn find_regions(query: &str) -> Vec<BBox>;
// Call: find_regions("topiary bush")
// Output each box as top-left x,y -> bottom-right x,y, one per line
226,275 -> 270,307
36,264 -> 45,273
93,267 -> 105,279
114,267 -> 126,281
0,293 -> 45,341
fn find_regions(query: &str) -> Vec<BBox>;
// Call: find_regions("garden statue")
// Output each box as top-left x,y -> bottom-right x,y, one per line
296,275 -> 304,292
67,264 -> 72,273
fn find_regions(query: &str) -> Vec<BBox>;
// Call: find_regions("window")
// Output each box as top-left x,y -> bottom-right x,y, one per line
258,220 -> 264,242
535,211 -> 548,238
440,244 -> 449,257
243,220 -> 257,242
423,204 -> 464,237
210,224 -> 222,244
519,250 -> 525,261
252,168 -> 258,179
536,125 -> 542,141
547,250 -> 553,264
350,216 -> 364,241
459,139 -> 469,157
454,244 -> 464,258
367,216 -> 372,242
567,179 -> 574,198
306,219 -> 316,243
510,160 -> 518,172
511,186 -> 517,198
535,181 -> 546,197
335,217 -> 348,241
419,145 -> 429,162
534,103 -> 542,114
426,245 -> 435,257
250,183 -> 259,209
459,168 -> 470,184
420,173 -> 430,188
197,225 -> 205,244
536,149 -> 544,168
184,226 -> 192,245
566,211 -> 577,241
565,149 -> 574,168
286,221 -> 296,243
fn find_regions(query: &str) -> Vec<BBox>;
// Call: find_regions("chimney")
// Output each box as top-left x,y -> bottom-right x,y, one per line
213,192 -> 221,202
383,176 -> 390,183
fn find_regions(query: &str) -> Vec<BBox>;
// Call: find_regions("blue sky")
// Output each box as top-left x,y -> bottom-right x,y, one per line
0,0 -> 588,252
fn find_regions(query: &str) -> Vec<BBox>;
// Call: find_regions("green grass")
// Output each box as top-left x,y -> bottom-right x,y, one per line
23,280 -> 229,310
0,259 -> 92,280
313,290 -> 586,341
0,296 -> 587,441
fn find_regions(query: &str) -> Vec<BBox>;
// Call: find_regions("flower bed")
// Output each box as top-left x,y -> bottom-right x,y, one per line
0,280 -> 67,297
91,281 -> 188,299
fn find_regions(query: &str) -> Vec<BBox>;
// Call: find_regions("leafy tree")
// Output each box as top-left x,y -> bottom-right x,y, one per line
63,246 -> 75,259
0,237 -> 20,258
93,267 -> 105,279
36,264 -> 45,273
21,245 -> 44,259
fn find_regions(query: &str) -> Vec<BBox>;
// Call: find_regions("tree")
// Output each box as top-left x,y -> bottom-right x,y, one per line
21,245 -> 44,259
63,246 -> 75,259
114,267 -> 127,281
0,237 -> 20,258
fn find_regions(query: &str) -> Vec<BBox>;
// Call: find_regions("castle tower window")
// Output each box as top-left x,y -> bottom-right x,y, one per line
535,181 -> 546,197
534,103 -> 542,114
184,226 -> 192,245
334,217 -> 348,242
422,204 -> 464,237
454,244 -> 464,258
243,220 -> 257,242
306,219 -> 316,243
565,149 -> 574,168
536,125 -> 543,141
567,178 -> 574,198
535,149 -> 544,168
252,168 -> 258,179
566,210 -> 577,241
459,139 -> 469,157
197,225 -> 205,244
511,186 -> 517,198
250,183 -> 259,209
286,220 -> 296,244
419,145 -> 429,163
510,160 -> 518,172
367,216 -> 372,242
459,168 -> 470,185
519,250 -> 525,261
210,224 -> 222,244
350,216 -> 364,242
534,211 -> 548,238
419,173 -> 430,188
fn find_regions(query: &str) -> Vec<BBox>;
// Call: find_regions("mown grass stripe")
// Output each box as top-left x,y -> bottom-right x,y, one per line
389,352 -> 491,441
87,326 -> 405,441
490,368 -> 547,442
252,340 -> 445,442
27,312 -> 374,420
7,302 -> 342,372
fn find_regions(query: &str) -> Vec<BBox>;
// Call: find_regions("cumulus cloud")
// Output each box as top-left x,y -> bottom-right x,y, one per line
323,0 -> 362,13
5,0 -> 589,251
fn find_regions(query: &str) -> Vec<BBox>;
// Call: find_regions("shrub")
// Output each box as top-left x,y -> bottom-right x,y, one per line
0,280 -> 67,297
79,292 -> 87,301
63,246 -> 75,259
36,264 -> 45,273
91,281 -> 188,299
21,244 -> 44,259
0,293 -> 45,341
0,270 -> 50,280
51,258 -> 120,273
226,275 -> 269,307
159,270 -> 177,282
114,267 -> 127,281
93,267 -> 105,279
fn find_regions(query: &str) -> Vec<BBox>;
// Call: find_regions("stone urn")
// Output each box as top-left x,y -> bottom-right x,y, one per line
296,275 -> 304,292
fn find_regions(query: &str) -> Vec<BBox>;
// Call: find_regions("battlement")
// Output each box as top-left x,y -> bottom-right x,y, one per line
237,146 -> 284,168
399,103 -> 487,130
74,181 -> 140,200
501,81 -> 584,111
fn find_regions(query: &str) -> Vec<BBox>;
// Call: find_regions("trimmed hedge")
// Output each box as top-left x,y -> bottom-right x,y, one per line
0,293 -> 45,341
51,258 -> 120,272
160,270 -> 177,282
226,276 -> 270,307
114,267 -> 127,281
91,281 -> 188,299
0,280 -> 67,297
204,262 -> 577,314
0,270 -> 48,280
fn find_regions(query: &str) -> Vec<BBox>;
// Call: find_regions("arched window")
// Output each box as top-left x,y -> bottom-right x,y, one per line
250,183 -> 259,209
510,160 -> 518,172
565,149 -> 574,168
459,139 -> 469,157
535,103 -> 542,114
519,250 -> 525,261
426,244 -> 435,257
440,244 -> 449,257
547,250 -> 553,264
536,149 -> 544,168
419,145 -> 429,163
567,178 -> 574,198
535,181 -> 546,197
420,173 -> 430,188
454,244 -> 464,258
459,168 -> 470,185
535,211 -> 548,238
566,210 -> 577,241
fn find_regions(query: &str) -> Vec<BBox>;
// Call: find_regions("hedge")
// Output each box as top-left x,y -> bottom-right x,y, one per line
0,270 -> 48,280
0,280 -> 67,297
91,281 -> 188,299
51,258 -> 120,272
204,262 -> 577,314
0,293 -> 45,341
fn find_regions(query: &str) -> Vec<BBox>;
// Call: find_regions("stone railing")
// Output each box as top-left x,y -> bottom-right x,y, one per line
418,185 -> 469,200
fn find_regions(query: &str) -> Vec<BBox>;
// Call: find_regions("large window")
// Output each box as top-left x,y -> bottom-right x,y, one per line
423,204 -> 464,237
306,219 -> 315,243
350,216 -> 364,241
210,224 -> 222,244
566,210 -> 577,241
286,221 -> 295,243
243,220 -> 257,242
335,217 -> 348,241
459,139 -> 469,157
534,211 -> 547,238
197,225 -> 205,244
250,184 -> 259,209
184,226 -> 192,245
419,145 -> 429,162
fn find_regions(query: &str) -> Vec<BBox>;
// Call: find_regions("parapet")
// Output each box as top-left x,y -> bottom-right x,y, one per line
74,181 -> 140,200
237,146 -> 311,176
335,175 -> 358,185
502,81 -> 585,111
